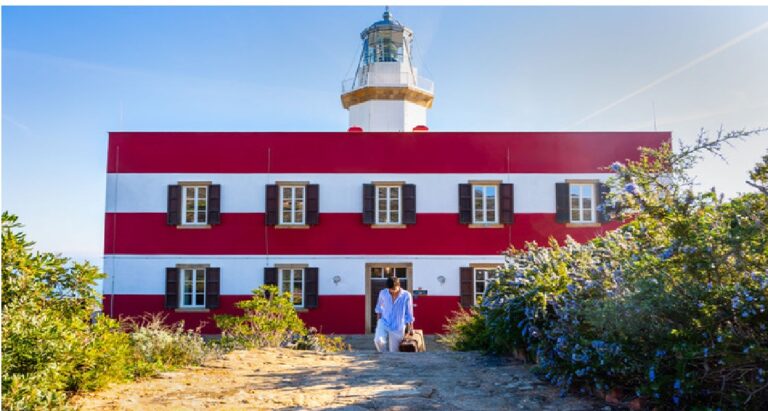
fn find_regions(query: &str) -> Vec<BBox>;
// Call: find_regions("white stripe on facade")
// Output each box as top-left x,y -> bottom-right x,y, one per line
105,173 -> 611,214
103,254 -> 506,296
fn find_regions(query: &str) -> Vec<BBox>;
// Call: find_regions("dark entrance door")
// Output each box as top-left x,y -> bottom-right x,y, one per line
369,265 -> 408,333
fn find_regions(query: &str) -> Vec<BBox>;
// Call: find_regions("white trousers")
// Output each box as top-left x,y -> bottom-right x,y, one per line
373,320 -> 404,353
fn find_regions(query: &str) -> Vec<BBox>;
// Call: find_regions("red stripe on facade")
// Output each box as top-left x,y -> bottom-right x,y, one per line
104,212 -> 623,255
103,294 -> 457,335
106,132 -> 669,174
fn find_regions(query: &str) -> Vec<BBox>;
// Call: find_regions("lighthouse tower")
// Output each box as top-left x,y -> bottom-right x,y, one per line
341,8 -> 434,132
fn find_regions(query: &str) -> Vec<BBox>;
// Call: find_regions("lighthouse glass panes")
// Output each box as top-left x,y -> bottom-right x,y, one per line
570,184 -> 595,223
375,185 -> 401,224
472,185 -> 498,224
366,31 -> 403,63
182,186 -> 207,225
280,185 -> 305,225
280,268 -> 304,307
180,268 -> 206,308
474,268 -> 496,305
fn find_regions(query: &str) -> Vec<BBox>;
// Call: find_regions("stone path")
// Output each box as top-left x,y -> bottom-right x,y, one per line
72,335 -> 605,410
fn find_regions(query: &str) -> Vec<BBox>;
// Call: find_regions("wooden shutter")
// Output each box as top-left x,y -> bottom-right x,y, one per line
165,267 -> 179,309
402,184 -> 416,225
555,183 -> 570,224
362,184 -> 375,225
264,267 -> 278,299
304,267 -> 319,309
265,184 -> 278,226
596,183 -> 611,223
208,184 -> 221,225
500,183 -> 514,224
167,185 -> 181,225
458,184 -> 472,224
264,267 -> 278,286
205,267 -> 220,309
305,184 -> 319,225
460,267 -> 474,308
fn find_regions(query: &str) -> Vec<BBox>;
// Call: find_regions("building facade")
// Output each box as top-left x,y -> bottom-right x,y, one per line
102,11 -> 670,334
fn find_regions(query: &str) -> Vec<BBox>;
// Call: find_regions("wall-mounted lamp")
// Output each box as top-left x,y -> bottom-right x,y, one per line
437,275 -> 446,285
333,275 -> 342,285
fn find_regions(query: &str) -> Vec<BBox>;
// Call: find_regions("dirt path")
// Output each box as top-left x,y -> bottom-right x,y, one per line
73,337 -> 603,410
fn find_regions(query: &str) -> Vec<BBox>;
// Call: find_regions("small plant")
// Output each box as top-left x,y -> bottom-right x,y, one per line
438,306 -> 490,352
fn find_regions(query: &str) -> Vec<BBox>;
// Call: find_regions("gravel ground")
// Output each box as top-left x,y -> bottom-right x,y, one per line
71,336 -> 605,410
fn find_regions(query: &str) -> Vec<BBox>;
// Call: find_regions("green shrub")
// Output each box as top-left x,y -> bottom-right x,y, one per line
1,212 -> 134,409
125,313 -> 210,377
215,286 -> 349,352
447,129 -> 768,409
438,306 -> 490,352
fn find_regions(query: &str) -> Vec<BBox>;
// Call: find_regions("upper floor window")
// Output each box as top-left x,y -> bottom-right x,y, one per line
472,184 -> 498,224
180,267 -> 206,308
280,185 -> 305,225
280,267 -> 305,308
182,185 -> 208,225
376,185 -> 401,224
569,183 -> 595,223
474,268 -> 496,305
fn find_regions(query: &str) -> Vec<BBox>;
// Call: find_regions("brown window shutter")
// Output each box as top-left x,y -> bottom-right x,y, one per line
304,267 -> 319,309
165,267 -> 179,309
500,183 -> 514,224
402,184 -> 416,225
458,184 -> 472,224
265,184 -> 278,226
460,267 -> 474,308
264,267 -> 278,286
555,183 -> 570,223
208,184 -> 221,225
362,184 -> 375,225
305,184 -> 319,225
167,185 -> 181,225
205,267 -> 220,309
596,183 -> 611,223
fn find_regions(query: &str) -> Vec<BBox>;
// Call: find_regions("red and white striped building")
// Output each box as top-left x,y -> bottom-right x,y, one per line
102,10 -> 669,334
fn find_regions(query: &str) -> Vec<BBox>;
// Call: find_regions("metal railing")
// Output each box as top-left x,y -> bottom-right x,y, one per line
341,74 -> 434,94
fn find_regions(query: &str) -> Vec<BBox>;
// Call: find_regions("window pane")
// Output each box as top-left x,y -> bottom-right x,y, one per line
582,184 -> 592,199
378,210 -> 387,223
282,211 -> 291,223
186,187 -> 195,200
378,186 -> 387,199
570,185 -> 580,196
571,197 -> 580,210
394,267 -> 407,278
390,210 -> 399,223
184,294 -> 192,306
372,267 -> 383,278
196,293 -> 204,306
295,211 -> 304,223
571,210 -> 580,221
295,187 -> 304,200
293,283 -> 303,305
184,270 -> 193,293
295,199 -> 304,213
476,282 -> 485,293
294,269 -> 303,282
583,209 -> 592,221
389,187 -> 399,200
196,271 -> 205,294
475,270 -> 483,281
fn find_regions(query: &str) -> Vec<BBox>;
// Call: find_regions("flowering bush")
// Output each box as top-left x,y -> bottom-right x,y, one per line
445,128 -> 768,409
126,313 -> 210,377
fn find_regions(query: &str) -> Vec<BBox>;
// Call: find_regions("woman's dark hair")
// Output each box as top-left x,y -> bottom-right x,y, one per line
386,276 -> 400,289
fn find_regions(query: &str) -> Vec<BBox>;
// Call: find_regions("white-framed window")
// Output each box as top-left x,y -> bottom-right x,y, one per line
474,268 -> 496,305
375,185 -> 401,224
280,185 -> 306,225
182,185 -> 208,225
280,268 -> 305,307
472,185 -> 498,224
569,183 -> 595,223
180,267 -> 206,308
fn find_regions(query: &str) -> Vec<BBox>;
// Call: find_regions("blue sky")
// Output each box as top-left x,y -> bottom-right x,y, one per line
3,6 -> 768,266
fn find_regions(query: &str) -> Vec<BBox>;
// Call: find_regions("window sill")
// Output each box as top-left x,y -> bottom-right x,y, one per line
275,224 -> 310,229
174,308 -> 210,313
565,222 -> 601,228
294,308 -> 309,313
176,224 -> 212,229
469,223 -> 504,228
371,224 -> 406,229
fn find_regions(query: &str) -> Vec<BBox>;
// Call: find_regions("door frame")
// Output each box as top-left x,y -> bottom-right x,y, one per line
364,262 -> 413,334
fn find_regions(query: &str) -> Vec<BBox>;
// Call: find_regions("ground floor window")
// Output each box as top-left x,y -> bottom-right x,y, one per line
180,267 -> 206,308
474,268 -> 496,305
280,268 -> 305,307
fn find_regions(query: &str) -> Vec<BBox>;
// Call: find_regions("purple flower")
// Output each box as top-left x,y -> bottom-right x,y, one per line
674,379 -> 681,390
624,183 -> 640,195
610,162 -> 624,172
649,367 -> 656,382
